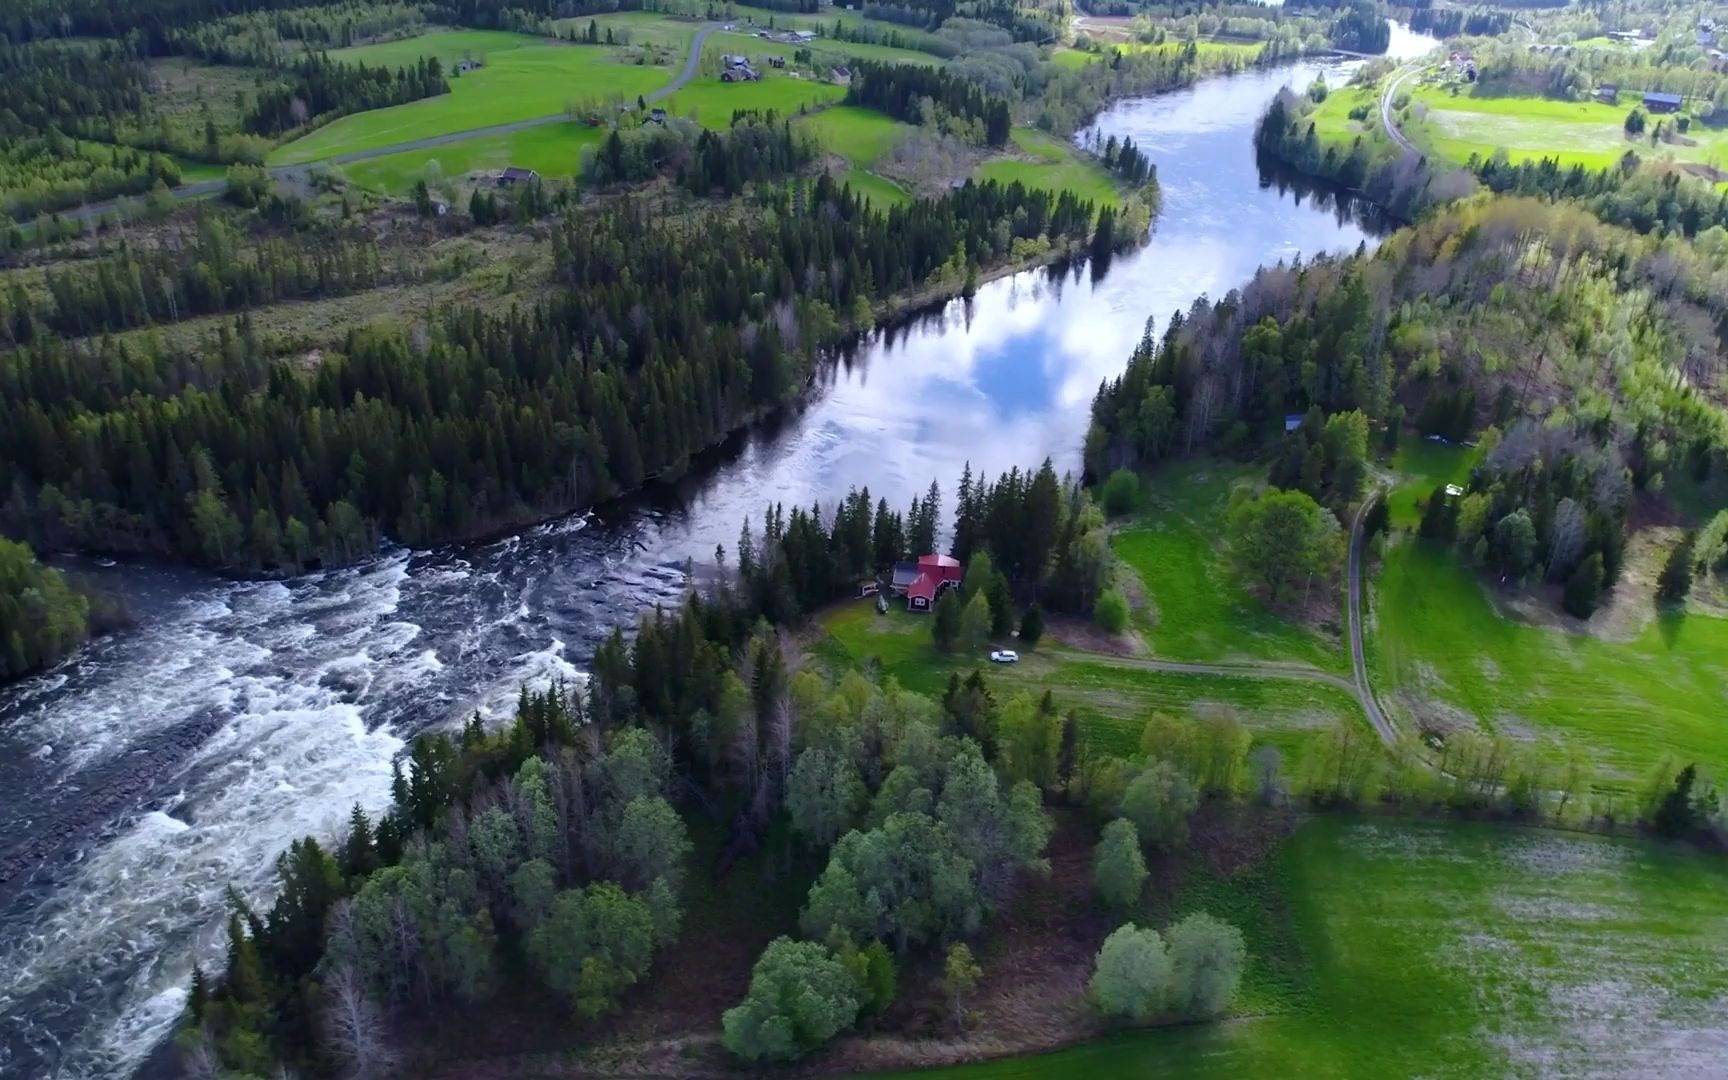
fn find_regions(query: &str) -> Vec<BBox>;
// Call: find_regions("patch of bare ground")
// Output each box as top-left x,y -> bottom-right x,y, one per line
1045,613 -> 1146,656
1392,689 -> 1484,739
1485,526 -> 1677,644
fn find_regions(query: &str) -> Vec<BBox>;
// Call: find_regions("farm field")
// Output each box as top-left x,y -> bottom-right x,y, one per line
1369,537 -> 1728,783
340,121 -> 603,194
975,127 -> 1120,206
271,31 -> 667,165
662,73 -> 846,128
552,11 -> 701,49
1112,460 -> 1346,672
1404,83 -> 1728,171
723,3 -> 950,54
894,818 -> 1728,1078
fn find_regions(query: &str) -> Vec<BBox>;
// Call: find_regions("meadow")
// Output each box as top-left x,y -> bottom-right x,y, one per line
1405,82 -> 1728,171
1111,460 -> 1346,672
892,817 -> 1728,1078
340,122 -> 602,194
1368,437 -> 1728,784
975,128 -> 1120,207
811,590 -> 1366,773
270,31 -> 667,165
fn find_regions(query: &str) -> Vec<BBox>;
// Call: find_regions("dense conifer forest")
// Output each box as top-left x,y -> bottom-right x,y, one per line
1,177 -> 1101,570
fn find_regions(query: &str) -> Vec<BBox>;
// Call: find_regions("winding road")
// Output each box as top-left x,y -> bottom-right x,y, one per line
1380,63 -> 1426,157
66,23 -> 725,223
1080,486 -> 1401,746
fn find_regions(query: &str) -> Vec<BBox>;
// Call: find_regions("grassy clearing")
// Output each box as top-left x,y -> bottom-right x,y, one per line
810,598 -> 1362,772
271,32 -> 666,165
1112,460 -> 1346,673
724,4 -> 949,54
1306,83 -> 1382,147
552,11 -> 700,49
798,105 -> 910,165
975,128 -> 1119,207
894,817 -> 1728,1077
1383,437 -> 1475,529
1371,538 -> 1728,782
833,166 -> 910,207
663,74 -> 846,129
341,122 -> 602,193
1371,435 -> 1728,782
1405,83 -> 1728,171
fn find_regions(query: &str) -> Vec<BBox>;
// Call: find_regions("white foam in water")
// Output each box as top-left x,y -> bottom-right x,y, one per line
0,696 -> 402,1077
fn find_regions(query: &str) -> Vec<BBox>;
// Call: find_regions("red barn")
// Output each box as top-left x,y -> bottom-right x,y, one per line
901,553 -> 962,611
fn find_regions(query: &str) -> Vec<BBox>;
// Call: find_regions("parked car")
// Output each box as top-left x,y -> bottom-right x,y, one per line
989,650 -> 1018,664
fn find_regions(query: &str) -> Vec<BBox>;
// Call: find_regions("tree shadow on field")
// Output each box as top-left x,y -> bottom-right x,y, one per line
1656,608 -> 1687,650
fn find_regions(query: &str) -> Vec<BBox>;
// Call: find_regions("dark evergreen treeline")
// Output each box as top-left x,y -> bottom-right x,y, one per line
189,685 -> 695,1075
0,536 -> 90,681
8,216 -> 384,339
1099,133 -> 1155,188
845,60 -> 1013,147
246,53 -> 448,138
700,459 -> 1111,634
0,40 -> 150,141
1,177 -> 1099,570
1405,6 -> 1510,38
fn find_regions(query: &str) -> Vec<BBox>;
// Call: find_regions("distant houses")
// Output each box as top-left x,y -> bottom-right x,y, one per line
1596,83 -> 1619,104
721,54 -> 761,82
1643,91 -> 1683,114
455,58 -> 483,74
496,166 -> 539,186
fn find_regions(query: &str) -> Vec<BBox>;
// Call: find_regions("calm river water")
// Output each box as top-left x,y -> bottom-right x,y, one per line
0,26 -> 1432,1078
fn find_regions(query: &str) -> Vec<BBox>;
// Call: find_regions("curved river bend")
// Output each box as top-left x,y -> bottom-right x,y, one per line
0,28 -> 1431,1079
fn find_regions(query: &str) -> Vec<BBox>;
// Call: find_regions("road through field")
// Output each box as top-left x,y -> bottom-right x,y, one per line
65,24 -> 724,222
1381,64 -> 1426,156
1078,486 -> 1399,745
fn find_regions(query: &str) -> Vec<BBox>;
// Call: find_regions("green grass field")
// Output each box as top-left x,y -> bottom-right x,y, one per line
271,31 -> 667,165
975,128 -> 1119,207
663,73 -> 846,129
341,122 -> 602,193
552,11 -> 700,49
1371,538 -> 1728,782
1369,435 -> 1728,783
798,105 -> 909,163
1405,82 -> 1728,171
895,817 -> 1728,1078
812,595 -> 1364,772
1306,83 -> 1383,147
1112,460 -> 1346,673
834,166 -> 910,207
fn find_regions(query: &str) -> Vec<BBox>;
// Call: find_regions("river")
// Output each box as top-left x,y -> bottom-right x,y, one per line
0,26 -> 1432,1079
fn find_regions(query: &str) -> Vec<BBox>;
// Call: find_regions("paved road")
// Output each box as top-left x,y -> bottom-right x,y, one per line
1380,64 -> 1426,156
64,23 -> 725,223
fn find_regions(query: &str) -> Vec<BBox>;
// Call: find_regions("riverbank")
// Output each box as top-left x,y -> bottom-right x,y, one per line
0,54 -> 1404,1078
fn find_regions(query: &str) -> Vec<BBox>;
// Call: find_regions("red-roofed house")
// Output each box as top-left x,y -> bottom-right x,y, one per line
901,553 -> 962,611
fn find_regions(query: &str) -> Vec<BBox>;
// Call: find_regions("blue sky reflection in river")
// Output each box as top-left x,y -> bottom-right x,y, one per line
0,29 -> 1434,1079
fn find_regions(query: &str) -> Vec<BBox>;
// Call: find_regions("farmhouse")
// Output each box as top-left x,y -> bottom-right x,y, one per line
721,54 -> 761,82
1643,91 -> 1683,113
890,553 -> 962,612
496,166 -> 538,186
455,58 -> 483,74
831,65 -> 851,84
1596,83 -> 1619,104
